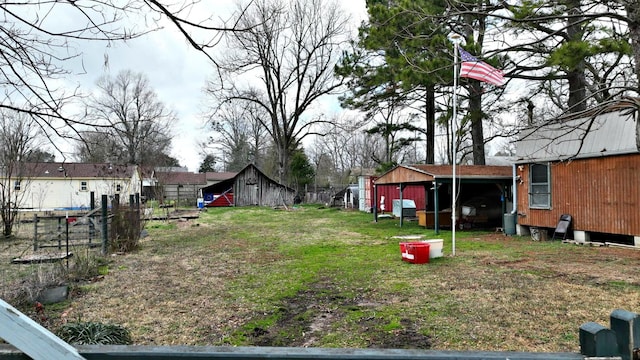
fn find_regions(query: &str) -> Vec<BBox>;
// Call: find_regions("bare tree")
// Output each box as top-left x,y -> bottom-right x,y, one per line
207,100 -> 269,171
0,110 -> 48,237
309,115 -> 384,187
208,0 -> 350,183
1,0 -> 253,156
79,70 -> 176,166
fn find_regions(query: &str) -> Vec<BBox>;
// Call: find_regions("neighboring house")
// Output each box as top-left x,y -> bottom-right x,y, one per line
205,172 -> 237,187
514,100 -> 640,244
155,171 -> 206,204
201,164 -> 295,207
372,164 -> 514,230
140,166 -> 157,201
10,162 -> 141,210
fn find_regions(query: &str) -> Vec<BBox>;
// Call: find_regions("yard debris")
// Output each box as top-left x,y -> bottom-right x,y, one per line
11,252 -> 73,264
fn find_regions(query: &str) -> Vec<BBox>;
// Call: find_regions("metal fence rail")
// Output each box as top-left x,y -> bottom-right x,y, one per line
32,210 -> 105,252
0,345 -> 587,360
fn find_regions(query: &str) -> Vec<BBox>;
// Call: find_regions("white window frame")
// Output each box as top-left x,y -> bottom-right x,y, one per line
80,181 -> 88,191
13,180 -> 20,191
529,163 -> 551,209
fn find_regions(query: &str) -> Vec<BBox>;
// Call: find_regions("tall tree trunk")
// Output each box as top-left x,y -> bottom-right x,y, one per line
626,2 -> 640,93
425,85 -> 435,164
277,144 -> 288,184
565,0 -> 587,113
469,82 -> 486,165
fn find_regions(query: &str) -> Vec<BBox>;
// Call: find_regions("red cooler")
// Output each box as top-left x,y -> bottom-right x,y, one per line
399,242 -> 430,264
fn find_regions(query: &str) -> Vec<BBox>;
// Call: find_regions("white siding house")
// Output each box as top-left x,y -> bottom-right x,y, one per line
11,163 -> 141,210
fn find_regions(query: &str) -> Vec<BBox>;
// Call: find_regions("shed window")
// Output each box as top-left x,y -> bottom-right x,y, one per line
14,180 -> 20,191
80,181 -> 88,191
529,163 -> 550,209
116,184 -> 122,192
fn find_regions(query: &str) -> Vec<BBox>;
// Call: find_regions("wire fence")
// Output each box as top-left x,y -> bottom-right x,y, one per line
1,194 -> 143,308
31,210 -> 104,253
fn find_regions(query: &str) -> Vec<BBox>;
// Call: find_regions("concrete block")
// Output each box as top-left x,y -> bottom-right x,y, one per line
516,224 -> 530,236
610,309 -> 640,360
574,230 -> 590,243
580,322 -> 619,357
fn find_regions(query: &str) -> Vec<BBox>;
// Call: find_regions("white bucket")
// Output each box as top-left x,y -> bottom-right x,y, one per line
421,239 -> 444,258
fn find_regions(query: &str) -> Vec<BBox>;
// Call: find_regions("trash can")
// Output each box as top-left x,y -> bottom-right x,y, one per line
504,213 -> 517,235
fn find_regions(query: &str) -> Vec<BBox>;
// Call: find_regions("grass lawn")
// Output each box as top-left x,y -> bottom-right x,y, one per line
3,205 -> 640,352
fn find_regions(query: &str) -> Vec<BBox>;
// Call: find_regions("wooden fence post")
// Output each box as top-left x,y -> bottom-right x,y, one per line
101,195 -> 108,256
610,309 -> 640,360
33,214 -> 38,251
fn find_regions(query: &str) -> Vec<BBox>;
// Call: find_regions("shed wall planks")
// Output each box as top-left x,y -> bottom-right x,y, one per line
517,154 -> 640,236
234,165 -> 294,207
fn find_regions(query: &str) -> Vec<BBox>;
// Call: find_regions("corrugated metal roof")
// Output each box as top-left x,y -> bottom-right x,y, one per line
375,164 -> 512,185
515,106 -> 638,163
205,172 -> 237,181
156,171 -> 207,185
407,165 -> 513,179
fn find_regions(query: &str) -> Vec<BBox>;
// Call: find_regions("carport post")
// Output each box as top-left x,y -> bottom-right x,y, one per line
373,185 -> 378,222
433,181 -> 439,234
399,183 -> 404,227
501,184 -> 507,231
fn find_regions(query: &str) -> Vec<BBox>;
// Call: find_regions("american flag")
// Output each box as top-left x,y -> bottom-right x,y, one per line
459,48 -> 505,86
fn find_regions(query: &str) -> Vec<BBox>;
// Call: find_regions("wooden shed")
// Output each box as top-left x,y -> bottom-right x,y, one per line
514,99 -> 640,245
373,164 -> 513,232
201,164 -> 295,207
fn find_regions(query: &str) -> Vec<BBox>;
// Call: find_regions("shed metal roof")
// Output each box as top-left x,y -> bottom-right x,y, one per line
205,172 -> 237,181
374,165 -> 513,185
156,171 -> 207,185
515,104 -> 638,163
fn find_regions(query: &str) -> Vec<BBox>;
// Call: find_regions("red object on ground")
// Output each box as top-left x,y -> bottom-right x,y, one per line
207,193 -> 234,207
399,242 -> 430,264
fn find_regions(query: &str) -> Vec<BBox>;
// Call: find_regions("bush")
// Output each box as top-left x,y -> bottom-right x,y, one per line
57,321 -> 132,345
110,207 -> 141,253
69,249 -> 104,281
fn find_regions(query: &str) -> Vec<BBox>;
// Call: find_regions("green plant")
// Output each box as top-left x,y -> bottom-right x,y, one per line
57,321 -> 132,345
70,249 -> 103,281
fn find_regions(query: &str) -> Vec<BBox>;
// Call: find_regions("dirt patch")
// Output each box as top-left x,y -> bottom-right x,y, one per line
241,279 -> 431,349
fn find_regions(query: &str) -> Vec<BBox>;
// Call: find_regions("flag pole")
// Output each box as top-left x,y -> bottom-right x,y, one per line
448,33 -> 463,257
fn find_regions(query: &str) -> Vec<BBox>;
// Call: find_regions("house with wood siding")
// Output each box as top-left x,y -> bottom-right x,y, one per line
8,162 -> 140,210
514,99 -> 640,245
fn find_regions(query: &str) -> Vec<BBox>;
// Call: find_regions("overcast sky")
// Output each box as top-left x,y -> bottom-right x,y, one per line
61,0 -> 367,172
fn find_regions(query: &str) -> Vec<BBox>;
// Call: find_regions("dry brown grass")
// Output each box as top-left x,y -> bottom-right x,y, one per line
1,207 -> 639,352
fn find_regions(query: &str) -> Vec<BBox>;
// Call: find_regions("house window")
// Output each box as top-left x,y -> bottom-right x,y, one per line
14,180 -> 20,191
529,163 -> 551,209
116,184 -> 122,192
80,181 -> 88,191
